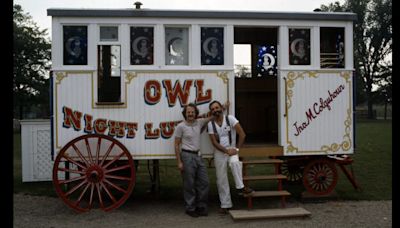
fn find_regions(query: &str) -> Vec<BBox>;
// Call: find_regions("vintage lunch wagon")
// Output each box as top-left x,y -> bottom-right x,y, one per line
43,3 -> 359,212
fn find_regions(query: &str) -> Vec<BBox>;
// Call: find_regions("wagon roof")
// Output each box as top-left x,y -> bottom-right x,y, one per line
47,8 -> 357,21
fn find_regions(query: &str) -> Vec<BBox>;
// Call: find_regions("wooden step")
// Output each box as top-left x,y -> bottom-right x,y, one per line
242,159 -> 283,165
229,207 -> 311,220
240,144 -> 284,157
243,174 -> 287,181
243,190 -> 291,198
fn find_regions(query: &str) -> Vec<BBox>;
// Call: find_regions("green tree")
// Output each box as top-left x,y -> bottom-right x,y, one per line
13,4 -> 51,119
321,0 -> 392,119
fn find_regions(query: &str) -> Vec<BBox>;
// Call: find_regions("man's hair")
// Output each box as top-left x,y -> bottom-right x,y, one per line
182,103 -> 199,120
209,100 -> 222,110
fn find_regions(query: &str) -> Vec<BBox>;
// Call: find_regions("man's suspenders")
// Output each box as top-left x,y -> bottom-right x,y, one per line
211,115 -> 232,146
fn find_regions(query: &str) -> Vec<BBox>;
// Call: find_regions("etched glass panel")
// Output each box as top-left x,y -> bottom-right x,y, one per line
165,27 -> 189,65
289,28 -> 310,65
63,26 -> 88,65
130,27 -> 154,65
201,27 -> 224,65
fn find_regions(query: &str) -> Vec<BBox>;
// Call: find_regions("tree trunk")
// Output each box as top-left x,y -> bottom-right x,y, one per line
384,101 -> 387,120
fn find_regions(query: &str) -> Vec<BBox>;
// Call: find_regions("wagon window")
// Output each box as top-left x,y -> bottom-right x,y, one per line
63,26 -> 88,65
255,44 -> 278,77
130,27 -> 154,65
100,26 -> 118,42
97,45 -> 121,103
201,27 -> 224,65
165,27 -> 189,65
289,28 -> 311,65
320,27 -> 345,68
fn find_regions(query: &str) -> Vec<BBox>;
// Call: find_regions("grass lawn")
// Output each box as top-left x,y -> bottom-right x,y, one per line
13,119 -> 392,202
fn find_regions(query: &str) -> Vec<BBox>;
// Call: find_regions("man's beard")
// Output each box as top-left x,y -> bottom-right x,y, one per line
212,110 -> 222,117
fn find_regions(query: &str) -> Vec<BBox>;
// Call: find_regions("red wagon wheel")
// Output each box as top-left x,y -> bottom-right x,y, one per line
302,158 -> 338,195
281,158 -> 305,183
53,134 -> 136,212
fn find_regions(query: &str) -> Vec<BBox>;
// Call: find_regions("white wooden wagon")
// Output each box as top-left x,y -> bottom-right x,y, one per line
44,4 -> 359,212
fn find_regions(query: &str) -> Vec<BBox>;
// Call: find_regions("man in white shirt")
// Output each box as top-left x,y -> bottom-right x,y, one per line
207,100 -> 254,214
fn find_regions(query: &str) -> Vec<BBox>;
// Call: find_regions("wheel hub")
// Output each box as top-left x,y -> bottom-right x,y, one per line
86,166 -> 104,183
316,172 -> 327,183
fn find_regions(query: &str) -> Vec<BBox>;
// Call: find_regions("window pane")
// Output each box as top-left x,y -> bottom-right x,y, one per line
98,45 -> 121,102
111,46 -> 121,77
234,44 -> 251,78
289,28 -> 310,65
255,45 -> 278,77
165,27 -> 189,65
63,26 -> 87,65
100,26 -> 118,41
320,27 -> 345,68
201,27 -> 224,65
130,27 -> 154,65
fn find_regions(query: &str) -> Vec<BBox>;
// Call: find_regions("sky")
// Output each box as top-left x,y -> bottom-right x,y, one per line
13,0 -> 345,65
14,0 -> 344,37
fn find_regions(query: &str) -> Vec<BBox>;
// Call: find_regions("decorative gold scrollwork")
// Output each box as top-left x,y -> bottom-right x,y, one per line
55,72 -> 67,84
217,71 -> 229,84
125,71 -> 138,84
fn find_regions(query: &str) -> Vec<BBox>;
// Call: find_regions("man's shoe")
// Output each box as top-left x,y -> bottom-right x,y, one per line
218,208 -> 230,215
195,207 -> 208,216
185,210 -> 199,218
238,187 -> 254,195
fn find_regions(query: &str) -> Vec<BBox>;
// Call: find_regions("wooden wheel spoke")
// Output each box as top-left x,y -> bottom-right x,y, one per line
57,167 -> 86,174
104,164 -> 131,174
65,179 -> 88,196
321,181 -> 329,190
99,142 -> 115,166
100,182 -> 117,203
96,137 -> 102,165
72,144 -> 90,167
59,175 -> 86,184
102,151 -> 126,169
104,179 -> 127,194
105,174 -> 132,181
89,183 -> 95,209
61,154 -> 87,170
96,183 -> 105,209
84,138 -> 95,164
75,182 -> 91,205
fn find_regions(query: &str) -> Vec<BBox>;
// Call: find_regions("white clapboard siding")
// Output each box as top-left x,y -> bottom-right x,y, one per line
280,70 -> 353,156
54,71 -> 231,159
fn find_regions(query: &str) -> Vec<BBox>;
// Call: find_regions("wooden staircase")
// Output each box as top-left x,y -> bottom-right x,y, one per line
242,157 -> 289,209
228,144 -> 311,220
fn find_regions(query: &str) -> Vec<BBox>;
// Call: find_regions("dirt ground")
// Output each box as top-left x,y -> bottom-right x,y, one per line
13,193 -> 392,228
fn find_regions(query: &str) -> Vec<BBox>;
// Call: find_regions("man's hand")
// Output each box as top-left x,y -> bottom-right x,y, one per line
223,101 -> 230,111
226,148 -> 238,156
177,161 -> 184,172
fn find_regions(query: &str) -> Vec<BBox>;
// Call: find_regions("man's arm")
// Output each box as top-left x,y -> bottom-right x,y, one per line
234,122 -> 246,149
174,137 -> 183,172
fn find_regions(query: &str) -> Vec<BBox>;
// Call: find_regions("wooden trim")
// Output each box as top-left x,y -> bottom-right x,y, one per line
95,102 -> 125,106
